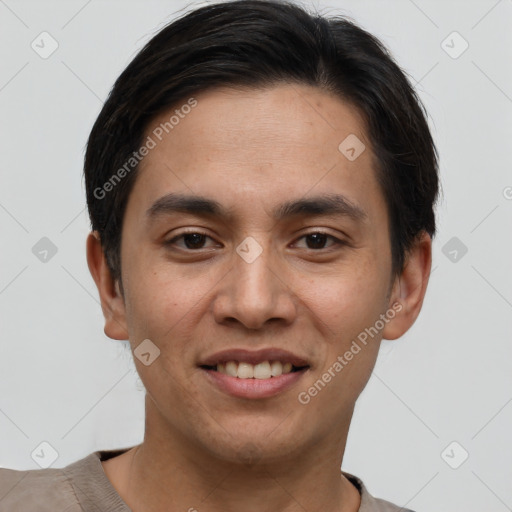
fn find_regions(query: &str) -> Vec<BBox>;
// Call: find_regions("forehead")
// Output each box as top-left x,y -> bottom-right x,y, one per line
145,84 -> 369,160
128,83 -> 384,226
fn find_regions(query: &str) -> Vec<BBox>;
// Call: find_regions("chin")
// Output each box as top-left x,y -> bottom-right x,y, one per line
201,428 -> 306,466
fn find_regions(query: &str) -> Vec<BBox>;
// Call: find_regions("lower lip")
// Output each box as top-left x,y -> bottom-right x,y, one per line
201,368 -> 308,399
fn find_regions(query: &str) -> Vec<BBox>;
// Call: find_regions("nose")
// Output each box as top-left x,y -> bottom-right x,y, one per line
211,241 -> 297,330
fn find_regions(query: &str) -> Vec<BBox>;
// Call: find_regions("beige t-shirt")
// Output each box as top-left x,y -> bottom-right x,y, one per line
0,448 -> 415,512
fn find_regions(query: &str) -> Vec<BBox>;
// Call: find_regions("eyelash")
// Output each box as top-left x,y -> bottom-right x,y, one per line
165,230 -> 346,252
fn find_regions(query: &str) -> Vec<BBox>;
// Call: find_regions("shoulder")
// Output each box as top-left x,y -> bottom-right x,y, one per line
342,470 -> 416,512
0,464 -> 81,512
0,449 -> 132,512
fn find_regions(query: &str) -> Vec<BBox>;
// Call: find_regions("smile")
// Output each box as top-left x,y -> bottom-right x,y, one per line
202,360 -> 307,379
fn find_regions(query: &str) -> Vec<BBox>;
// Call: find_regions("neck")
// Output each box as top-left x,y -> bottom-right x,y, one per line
103,401 -> 361,512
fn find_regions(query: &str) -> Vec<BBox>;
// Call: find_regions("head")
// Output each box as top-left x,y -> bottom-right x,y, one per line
86,0 -> 438,464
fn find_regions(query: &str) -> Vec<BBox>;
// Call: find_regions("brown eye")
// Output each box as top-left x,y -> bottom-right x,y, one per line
293,232 -> 344,250
165,231 -> 216,250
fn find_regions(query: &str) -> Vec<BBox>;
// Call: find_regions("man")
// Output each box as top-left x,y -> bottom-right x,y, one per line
0,1 -> 438,510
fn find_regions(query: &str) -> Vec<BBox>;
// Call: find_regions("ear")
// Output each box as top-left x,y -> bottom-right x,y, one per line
382,231 -> 432,340
86,231 -> 129,340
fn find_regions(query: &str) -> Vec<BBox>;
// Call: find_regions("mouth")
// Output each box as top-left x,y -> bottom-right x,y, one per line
198,348 -> 310,399
200,360 -> 308,379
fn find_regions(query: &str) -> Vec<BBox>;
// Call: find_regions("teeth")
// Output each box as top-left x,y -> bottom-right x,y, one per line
215,360 -> 298,379
253,361 -> 271,379
225,361 -> 238,377
270,361 -> 282,377
237,362 -> 254,379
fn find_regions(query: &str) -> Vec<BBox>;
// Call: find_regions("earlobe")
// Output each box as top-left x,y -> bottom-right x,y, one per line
382,231 -> 432,341
86,231 -> 129,341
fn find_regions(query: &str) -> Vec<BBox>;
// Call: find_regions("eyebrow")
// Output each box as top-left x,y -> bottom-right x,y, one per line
146,192 -> 367,222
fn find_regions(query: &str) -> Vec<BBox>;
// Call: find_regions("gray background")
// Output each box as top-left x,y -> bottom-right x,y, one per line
1,0 -> 511,510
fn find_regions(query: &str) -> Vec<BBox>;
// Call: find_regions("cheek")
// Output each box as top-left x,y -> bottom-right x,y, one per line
124,250 -> 184,317
299,273 -> 386,418
298,256 -> 389,336
122,256 -> 213,363
122,268 -> 195,404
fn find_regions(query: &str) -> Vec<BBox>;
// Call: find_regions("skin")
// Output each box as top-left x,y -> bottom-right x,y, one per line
87,83 -> 432,512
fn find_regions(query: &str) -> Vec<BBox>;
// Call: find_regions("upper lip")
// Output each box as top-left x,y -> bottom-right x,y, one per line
199,348 -> 309,367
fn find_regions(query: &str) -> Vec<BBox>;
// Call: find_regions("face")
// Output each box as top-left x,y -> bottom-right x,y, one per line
104,84 -> 408,463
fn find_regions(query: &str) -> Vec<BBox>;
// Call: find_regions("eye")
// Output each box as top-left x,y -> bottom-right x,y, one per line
165,231 -> 218,250
292,231 -> 345,250
164,230 -> 346,252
